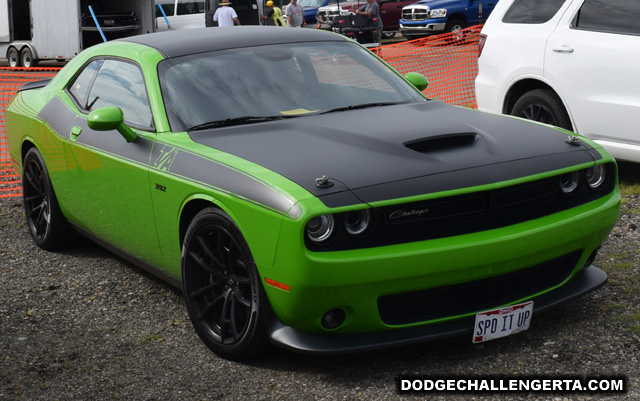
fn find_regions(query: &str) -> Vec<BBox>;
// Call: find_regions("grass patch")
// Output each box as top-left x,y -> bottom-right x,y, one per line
618,162 -> 640,196
142,333 -> 164,343
602,303 -> 624,311
611,262 -> 633,271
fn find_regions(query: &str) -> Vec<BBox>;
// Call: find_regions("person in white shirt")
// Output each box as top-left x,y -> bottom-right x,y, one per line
214,1 -> 240,27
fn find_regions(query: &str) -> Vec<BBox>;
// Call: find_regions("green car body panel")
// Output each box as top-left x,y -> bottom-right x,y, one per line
5,27 -> 620,355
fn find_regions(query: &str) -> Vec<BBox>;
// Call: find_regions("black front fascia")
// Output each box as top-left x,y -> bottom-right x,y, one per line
305,163 -> 616,252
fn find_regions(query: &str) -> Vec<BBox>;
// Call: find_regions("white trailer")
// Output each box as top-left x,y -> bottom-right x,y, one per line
1,0 -> 156,67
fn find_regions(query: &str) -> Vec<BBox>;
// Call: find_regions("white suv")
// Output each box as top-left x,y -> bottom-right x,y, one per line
475,0 -> 640,162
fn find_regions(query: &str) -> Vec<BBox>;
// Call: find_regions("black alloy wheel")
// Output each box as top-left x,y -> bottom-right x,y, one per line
182,208 -> 266,360
511,88 -> 573,131
22,147 -> 71,250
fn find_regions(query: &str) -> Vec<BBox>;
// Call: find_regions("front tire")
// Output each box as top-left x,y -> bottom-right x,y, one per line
511,89 -> 573,131
22,147 -> 71,250
444,19 -> 466,44
182,208 -> 267,360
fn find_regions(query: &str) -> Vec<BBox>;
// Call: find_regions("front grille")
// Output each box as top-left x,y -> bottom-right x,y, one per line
318,10 -> 339,20
306,163 -> 616,252
378,251 -> 581,325
402,8 -> 429,21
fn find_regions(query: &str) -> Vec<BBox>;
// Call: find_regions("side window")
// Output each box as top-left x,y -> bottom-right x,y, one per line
68,60 -> 103,109
177,0 -> 205,14
156,0 -> 176,17
573,0 -> 640,35
86,60 -> 154,129
502,0 -> 566,24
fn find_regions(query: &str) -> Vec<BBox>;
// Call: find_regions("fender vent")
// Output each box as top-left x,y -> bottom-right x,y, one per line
404,133 -> 477,153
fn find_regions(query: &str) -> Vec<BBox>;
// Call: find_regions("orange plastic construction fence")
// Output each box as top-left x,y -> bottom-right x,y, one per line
0,28 -> 480,198
1,68 -> 60,198
378,26 -> 480,108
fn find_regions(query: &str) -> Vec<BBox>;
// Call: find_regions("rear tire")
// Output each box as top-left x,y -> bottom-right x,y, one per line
181,208 -> 267,360
511,89 -> 573,131
7,47 -> 20,68
20,48 -> 37,68
22,148 -> 72,250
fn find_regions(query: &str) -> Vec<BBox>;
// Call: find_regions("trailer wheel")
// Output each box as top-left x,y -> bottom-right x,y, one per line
21,48 -> 37,68
7,48 -> 21,68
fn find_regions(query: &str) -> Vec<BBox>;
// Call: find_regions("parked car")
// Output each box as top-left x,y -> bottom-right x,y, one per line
476,0 -> 640,163
399,0 -> 497,40
316,0 -> 415,39
156,0 -> 205,31
5,26 -> 619,360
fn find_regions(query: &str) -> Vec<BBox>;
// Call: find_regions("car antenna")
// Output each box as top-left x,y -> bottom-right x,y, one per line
315,175 -> 380,211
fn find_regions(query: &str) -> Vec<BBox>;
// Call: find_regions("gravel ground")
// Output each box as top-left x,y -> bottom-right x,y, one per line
1,164 -> 639,401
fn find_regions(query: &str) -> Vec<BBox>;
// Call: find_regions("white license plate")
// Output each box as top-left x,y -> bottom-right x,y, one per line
472,301 -> 533,343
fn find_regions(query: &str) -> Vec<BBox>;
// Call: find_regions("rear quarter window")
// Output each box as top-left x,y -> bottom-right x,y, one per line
573,0 -> 640,35
502,0 -> 566,24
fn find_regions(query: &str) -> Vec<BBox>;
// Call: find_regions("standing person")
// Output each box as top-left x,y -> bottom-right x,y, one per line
286,0 -> 306,27
214,0 -> 241,27
261,1 -> 285,26
354,0 -> 382,44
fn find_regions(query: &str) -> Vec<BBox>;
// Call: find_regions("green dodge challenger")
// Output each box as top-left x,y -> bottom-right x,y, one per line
5,27 -> 620,359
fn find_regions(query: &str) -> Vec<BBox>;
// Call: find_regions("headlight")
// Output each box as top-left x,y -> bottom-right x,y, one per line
560,171 -> 580,194
344,209 -> 372,236
585,164 -> 606,190
429,8 -> 447,18
305,215 -> 335,243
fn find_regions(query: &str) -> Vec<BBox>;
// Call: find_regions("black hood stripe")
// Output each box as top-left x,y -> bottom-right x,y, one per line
189,101 -> 601,208
38,97 -> 299,216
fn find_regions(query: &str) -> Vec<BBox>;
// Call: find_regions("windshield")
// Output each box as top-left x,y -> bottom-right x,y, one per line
159,41 -> 425,132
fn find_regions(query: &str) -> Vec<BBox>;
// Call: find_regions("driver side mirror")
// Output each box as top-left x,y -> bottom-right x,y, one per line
405,72 -> 429,91
88,107 -> 137,143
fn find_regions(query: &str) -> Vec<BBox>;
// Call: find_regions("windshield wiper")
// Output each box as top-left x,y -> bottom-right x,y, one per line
319,102 -> 404,115
188,115 -> 297,131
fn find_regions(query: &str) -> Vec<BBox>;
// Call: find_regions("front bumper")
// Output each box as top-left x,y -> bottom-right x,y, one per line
265,265 -> 607,354
399,21 -> 446,35
257,187 -> 619,348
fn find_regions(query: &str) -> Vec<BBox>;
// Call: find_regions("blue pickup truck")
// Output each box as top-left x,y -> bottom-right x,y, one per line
399,0 -> 498,40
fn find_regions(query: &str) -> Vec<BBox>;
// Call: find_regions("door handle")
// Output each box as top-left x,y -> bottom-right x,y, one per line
552,45 -> 574,53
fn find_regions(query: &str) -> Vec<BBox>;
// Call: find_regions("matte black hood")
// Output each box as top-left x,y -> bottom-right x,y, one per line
189,101 -> 601,207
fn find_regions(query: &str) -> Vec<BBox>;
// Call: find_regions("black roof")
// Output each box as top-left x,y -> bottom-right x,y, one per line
119,26 -> 347,58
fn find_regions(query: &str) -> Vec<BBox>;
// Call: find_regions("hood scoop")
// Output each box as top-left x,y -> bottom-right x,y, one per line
404,133 -> 477,154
